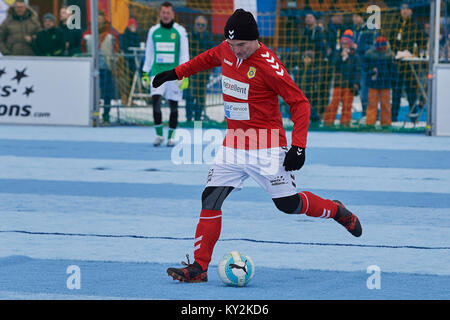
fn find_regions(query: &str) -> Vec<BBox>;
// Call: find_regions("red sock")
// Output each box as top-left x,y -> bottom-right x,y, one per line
193,209 -> 222,271
298,191 -> 338,219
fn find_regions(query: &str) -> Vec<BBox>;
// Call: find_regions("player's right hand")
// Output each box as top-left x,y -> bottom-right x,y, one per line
141,72 -> 150,89
153,69 -> 178,88
283,146 -> 306,171
178,77 -> 189,90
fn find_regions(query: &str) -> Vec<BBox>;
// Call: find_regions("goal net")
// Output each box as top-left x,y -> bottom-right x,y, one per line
92,0 -> 442,133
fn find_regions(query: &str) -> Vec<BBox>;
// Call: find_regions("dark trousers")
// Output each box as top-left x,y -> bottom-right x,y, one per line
152,95 -> 178,129
184,74 -> 208,121
391,62 -> 417,122
99,68 -> 115,121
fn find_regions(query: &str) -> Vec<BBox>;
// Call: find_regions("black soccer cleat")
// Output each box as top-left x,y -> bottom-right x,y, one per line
333,200 -> 362,237
167,254 -> 208,283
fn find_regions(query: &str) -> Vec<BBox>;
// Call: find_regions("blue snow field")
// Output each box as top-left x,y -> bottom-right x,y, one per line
0,125 -> 449,300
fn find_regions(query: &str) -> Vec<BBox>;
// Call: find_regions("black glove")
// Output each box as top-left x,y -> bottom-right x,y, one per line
283,146 -> 306,171
152,69 -> 178,88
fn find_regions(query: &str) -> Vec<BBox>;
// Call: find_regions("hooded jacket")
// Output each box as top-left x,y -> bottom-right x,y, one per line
331,48 -> 361,89
364,46 -> 398,89
0,5 -> 41,56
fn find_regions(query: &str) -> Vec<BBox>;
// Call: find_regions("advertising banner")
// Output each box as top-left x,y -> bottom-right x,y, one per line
0,57 -> 92,126
433,64 -> 450,136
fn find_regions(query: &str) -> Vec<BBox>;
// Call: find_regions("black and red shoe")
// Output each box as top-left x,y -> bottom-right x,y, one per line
333,200 -> 362,237
167,254 -> 208,283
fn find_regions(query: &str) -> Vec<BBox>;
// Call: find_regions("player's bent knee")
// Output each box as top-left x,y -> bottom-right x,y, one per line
201,186 -> 234,211
272,194 -> 302,214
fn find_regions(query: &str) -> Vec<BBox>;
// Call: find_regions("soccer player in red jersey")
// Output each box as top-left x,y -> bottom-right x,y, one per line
153,9 -> 362,283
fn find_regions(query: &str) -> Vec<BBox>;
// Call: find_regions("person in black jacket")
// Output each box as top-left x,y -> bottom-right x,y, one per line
291,49 -> 322,123
119,18 -> 142,103
351,11 -> 377,118
33,13 -> 65,56
59,6 -> 83,56
119,18 -> 141,70
299,12 -> 329,120
389,2 -> 426,122
364,36 -> 398,127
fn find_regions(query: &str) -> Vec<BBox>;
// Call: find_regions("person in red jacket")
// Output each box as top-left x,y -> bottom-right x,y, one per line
153,9 -> 362,283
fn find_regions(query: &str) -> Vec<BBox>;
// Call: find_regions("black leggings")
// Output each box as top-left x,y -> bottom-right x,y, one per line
202,186 -> 302,214
152,95 -> 178,129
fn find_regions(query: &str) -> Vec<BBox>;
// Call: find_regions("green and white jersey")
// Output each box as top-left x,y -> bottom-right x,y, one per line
143,22 -> 189,76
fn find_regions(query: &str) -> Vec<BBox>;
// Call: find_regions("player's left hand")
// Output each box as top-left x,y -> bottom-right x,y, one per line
152,69 -> 178,88
283,146 -> 306,171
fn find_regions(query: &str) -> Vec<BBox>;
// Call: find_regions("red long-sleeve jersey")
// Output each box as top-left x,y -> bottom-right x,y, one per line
175,40 -> 310,149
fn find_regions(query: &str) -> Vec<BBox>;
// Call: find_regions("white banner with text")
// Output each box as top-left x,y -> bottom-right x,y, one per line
0,57 -> 92,126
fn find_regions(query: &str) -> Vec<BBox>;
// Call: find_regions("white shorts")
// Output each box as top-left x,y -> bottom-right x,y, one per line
150,77 -> 183,101
206,146 -> 298,199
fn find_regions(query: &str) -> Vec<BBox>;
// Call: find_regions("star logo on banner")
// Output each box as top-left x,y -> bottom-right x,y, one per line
0,67 -> 36,98
11,68 -> 28,84
23,86 -> 34,97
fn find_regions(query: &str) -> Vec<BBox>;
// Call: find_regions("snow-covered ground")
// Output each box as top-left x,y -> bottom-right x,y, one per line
0,125 -> 449,299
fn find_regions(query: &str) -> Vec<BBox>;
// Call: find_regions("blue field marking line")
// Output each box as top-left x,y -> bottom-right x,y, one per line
2,230 -> 449,250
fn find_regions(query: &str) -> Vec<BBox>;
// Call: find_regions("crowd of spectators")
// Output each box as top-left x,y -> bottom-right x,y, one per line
282,1 -> 447,125
1,0 -> 449,126
0,1 -> 82,57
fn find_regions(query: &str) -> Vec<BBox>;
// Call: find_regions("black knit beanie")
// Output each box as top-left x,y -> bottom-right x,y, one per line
224,9 -> 259,40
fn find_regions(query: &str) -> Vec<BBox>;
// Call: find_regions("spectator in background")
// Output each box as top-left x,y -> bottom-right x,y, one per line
324,12 -> 348,119
327,12 -> 346,59
293,49 -> 322,123
442,32 -> 450,61
83,11 -> 120,124
300,12 -> 327,58
324,30 -> 361,127
120,18 -> 141,74
364,36 -> 398,127
33,14 -> 65,56
389,2 -> 426,122
120,18 -> 141,52
300,12 -> 328,120
59,5 -> 83,56
184,15 -> 214,122
119,18 -> 141,103
351,11 -> 377,119
0,0 -> 40,56
443,19 -> 450,61
424,21 -> 449,61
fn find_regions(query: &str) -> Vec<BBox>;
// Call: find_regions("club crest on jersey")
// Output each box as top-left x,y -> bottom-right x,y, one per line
171,33 -> 176,39
247,66 -> 256,79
